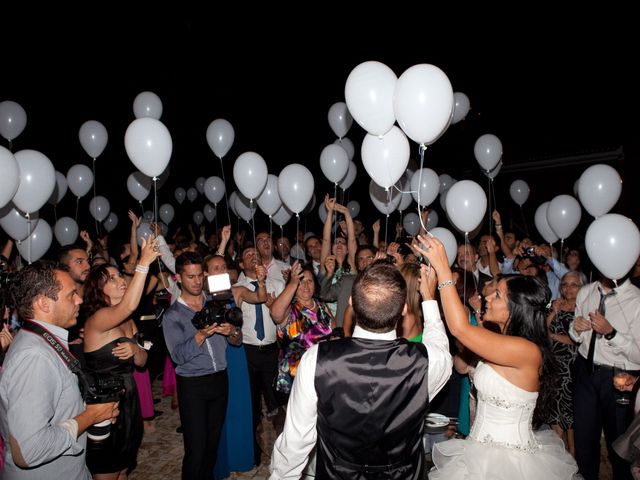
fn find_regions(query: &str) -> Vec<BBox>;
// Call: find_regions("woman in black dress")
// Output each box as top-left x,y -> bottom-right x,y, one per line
82,237 -> 159,479
546,270 -> 586,456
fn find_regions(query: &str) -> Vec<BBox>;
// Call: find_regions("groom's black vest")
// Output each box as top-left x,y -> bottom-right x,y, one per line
314,337 -> 429,479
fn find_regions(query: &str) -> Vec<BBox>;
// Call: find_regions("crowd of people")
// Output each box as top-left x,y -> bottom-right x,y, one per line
1,198 -> 640,480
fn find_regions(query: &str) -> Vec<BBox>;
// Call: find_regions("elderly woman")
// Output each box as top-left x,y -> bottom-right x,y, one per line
82,238 -> 160,480
546,270 -> 586,456
270,261 -> 334,394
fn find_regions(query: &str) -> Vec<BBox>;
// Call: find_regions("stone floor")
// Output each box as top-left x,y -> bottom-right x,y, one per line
130,381 -> 614,479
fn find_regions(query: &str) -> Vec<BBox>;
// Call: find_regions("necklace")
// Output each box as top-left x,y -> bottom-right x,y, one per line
303,299 -> 316,310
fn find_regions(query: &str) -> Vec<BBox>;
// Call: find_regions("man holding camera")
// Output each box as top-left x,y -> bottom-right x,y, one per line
0,261 -> 119,479
163,252 -> 242,480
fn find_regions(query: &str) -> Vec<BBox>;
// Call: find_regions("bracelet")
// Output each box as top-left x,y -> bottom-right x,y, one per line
495,224 -> 502,228
604,328 -> 617,340
135,264 -> 150,274
437,279 -> 456,290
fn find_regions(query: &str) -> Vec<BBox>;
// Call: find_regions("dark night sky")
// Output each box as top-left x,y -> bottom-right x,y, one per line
2,12 -> 638,248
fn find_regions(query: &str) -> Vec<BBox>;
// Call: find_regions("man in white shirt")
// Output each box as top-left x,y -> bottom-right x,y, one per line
270,262 -> 452,479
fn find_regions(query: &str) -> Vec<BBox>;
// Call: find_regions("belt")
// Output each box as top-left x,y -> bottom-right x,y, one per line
592,363 -> 613,371
245,342 -> 277,351
139,315 -> 156,321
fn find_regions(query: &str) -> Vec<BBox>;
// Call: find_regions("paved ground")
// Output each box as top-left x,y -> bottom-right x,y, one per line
130,381 -> 613,479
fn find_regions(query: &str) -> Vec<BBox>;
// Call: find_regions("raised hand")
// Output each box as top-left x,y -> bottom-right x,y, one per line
289,261 -> 303,285
324,255 -> 337,278
139,237 -> 161,266
128,210 -> 141,227
255,265 -> 267,283
419,264 -> 437,301
221,225 -> 231,244
415,235 -> 450,277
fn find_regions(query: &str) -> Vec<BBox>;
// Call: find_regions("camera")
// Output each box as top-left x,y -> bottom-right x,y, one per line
81,374 -> 125,442
191,273 -> 243,330
192,298 -> 243,330
524,246 -> 536,257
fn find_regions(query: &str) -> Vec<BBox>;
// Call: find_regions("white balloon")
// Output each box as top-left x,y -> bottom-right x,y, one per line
124,118 -> 172,178
509,180 -> 530,206
257,174 -> 282,217
427,210 -> 439,228
136,222 -> 154,246
0,205 -> 39,241
13,150 -> 56,213
159,222 -> 169,237
451,92 -> 471,124
339,161 -> 357,190
445,180 -> 487,234
193,211 -> 204,226
204,204 -> 216,222
347,200 -> 360,218
273,205 -> 293,227
159,204 -> 175,224
278,164 -> 314,214
66,164 -> 94,198
235,192 -> 255,222
410,168 -> 440,207
578,163 -> 622,218
103,212 -> 118,232
143,211 -> 154,222
233,152 -> 268,200
0,146 -> 20,209
546,194 -> 582,241
327,102 -> 353,139
206,119 -> 235,158
586,214 -> 640,280
16,220 -> 52,263
187,188 -> 198,203
403,212 -> 420,236
175,187 -> 186,204
79,120 -> 108,158
345,61 -> 397,136
393,64 -> 454,145
320,144 -> 349,184
195,177 -> 206,194
133,91 -> 163,119
318,203 -> 328,223
486,160 -> 503,180
334,137 -> 354,161
573,178 -> 580,197
428,227 -> 457,266
127,171 -> 152,202
228,191 -> 239,216
0,100 -> 27,141
369,180 -> 402,215
397,179 -> 413,212
439,188 -> 448,212
474,134 -> 502,172
89,196 -> 110,222
361,126 -> 410,189
54,217 -> 79,246
49,171 -> 68,206
439,174 -> 454,194
534,202 -> 559,244
204,176 -> 225,205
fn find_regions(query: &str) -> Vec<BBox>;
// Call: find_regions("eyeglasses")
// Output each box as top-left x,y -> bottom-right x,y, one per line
357,256 -> 375,262
561,283 -> 580,288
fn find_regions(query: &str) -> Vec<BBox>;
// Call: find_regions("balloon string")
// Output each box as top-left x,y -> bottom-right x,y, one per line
559,238 -> 564,265
8,139 -> 13,152
214,204 -> 218,234
53,205 -> 58,224
27,213 -> 32,264
417,145 -> 428,233
219,157 -> 231,225
296,214 -> 300,260
384,214 -> 389,249
249,200 -> 257,262
269,216 -> 273,241
75,196 -> 79,222
333,184 -> 338,246
93,158 -> 99,238
487,176 -> 492,235
153,178 -> 158,228
139,201 -> 144,218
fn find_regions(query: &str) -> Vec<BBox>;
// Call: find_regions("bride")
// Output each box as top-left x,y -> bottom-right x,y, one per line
416,235 -> 578,479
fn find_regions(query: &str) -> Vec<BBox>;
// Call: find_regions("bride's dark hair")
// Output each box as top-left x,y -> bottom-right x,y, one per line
504,275 -> 558,429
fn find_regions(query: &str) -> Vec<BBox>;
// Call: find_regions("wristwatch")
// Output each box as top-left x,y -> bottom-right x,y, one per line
604,328 -> 617,340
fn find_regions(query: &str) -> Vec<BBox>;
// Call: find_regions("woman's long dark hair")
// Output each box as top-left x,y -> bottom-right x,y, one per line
504,275 -> 558,429
82,264 -> 114,319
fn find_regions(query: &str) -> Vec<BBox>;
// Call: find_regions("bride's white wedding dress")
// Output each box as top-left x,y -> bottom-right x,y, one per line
429,361 -> 579,479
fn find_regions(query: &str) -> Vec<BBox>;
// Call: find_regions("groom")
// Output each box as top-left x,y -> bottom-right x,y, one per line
270,261 -> 452,479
